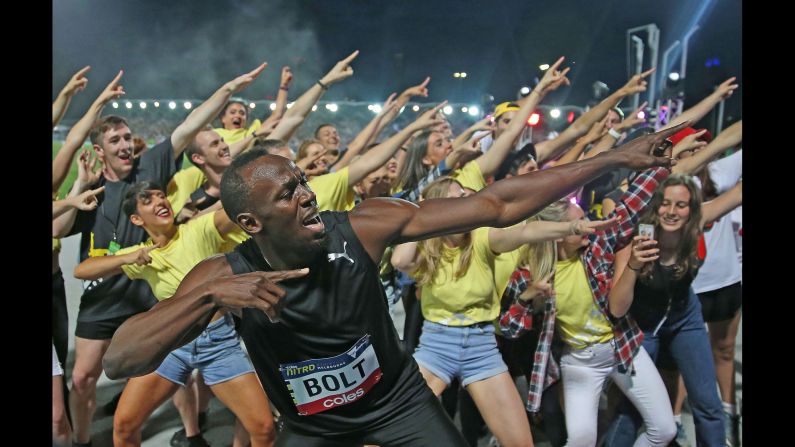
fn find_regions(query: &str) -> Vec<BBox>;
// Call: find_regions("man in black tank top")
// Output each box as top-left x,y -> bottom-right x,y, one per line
104,122 -> 683,446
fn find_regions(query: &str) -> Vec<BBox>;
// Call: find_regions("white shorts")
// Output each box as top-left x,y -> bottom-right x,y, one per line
52,343 -> 63,376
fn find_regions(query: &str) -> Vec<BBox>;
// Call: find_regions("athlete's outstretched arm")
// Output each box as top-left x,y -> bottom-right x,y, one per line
350,123 -> 687,263
103,256 -> 308,379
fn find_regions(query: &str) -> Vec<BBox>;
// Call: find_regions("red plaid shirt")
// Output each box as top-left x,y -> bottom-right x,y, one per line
499,167 -> 670,412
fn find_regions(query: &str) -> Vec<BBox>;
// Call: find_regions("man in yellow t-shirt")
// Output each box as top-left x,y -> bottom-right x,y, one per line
74,181 -> 275,446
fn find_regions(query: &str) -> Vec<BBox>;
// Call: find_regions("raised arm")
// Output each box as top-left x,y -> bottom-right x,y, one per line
662,77 -> 738,131
475,56 -> 571,176
334,93 -> 399,170
261,66 -> 293,127
52,186 -> 104,219
608,235 -> 658,317
583,102 -> 648,161
375,76 -> 431,136
672,120 -> 742,174
700,181 -> 742,227
349,123 -> 685,262
53,150 -> 104,238
488,216 -> 618,254
170,62 -> 268,159
53,66 -> 90,127
53,70 -> 123,194
551,117 -> 608,167
103,257 -> 308,380
346,102 -> 446,186
536,68 -> 654,164
274,51 -> 359,142
452,117 -> 495,151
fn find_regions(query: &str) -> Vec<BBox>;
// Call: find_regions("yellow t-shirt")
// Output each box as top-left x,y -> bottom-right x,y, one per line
53,238 -> 62,253
416,227 -> 499,326
451,160 -> 486,192
219,227 -> 251,253
494,246 -> 526,298
213,119 -> 262,145
308,167 -> 356,212
167,166 -> 207,216
554,255 -> 614,349
116,213 -> 224,301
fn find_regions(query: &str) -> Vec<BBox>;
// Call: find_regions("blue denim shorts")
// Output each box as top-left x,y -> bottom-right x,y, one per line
155,313 -> 254,386
413,320 -> 507,386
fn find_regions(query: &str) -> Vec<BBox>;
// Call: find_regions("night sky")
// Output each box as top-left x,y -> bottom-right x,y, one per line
53,0 -> 741,123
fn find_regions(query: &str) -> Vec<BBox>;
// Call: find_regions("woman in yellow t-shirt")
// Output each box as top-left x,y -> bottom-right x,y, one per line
74,181 -> 275,447
391,177 -> 616,447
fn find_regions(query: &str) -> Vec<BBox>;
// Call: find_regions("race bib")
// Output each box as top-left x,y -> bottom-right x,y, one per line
279,334 -> 382,416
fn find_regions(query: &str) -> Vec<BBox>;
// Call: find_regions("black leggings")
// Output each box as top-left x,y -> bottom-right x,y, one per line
276,393 -> 466,447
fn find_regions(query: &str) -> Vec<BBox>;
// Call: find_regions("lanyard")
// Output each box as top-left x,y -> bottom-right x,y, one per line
98,185 -> 123,254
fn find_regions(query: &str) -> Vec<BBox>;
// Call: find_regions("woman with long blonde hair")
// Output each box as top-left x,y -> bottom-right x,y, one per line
392,177 -> 616,447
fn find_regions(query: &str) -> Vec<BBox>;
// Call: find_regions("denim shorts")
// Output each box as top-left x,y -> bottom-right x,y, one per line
155,313 -> 254,386
413,320 -> 507,386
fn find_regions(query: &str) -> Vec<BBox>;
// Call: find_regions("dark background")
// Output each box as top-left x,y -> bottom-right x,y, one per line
53,0 -> 741,125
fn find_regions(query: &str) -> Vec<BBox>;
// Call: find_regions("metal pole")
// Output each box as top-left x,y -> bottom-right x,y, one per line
631,35 -> 644,111
647,25 -> 660,109
661,40 -> 681,96
716,99 -> 725,133
681,25 -> 700,81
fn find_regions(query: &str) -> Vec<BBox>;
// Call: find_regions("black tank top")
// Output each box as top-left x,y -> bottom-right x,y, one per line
629,261 -> 695,330
226,211 -> 431,436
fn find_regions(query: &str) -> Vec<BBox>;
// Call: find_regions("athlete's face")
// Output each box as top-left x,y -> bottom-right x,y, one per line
238,156 -> 327,251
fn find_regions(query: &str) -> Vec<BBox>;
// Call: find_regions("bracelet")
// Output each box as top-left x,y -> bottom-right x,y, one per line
608,128 -> 622,139
279,85 -> 289,91
627,263 -> 642,272
316,79 -> 329,90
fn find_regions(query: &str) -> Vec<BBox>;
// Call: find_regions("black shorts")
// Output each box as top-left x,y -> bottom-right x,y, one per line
276,393 -> 466,447
75,314 -> 137,340
698,282 -> 742,322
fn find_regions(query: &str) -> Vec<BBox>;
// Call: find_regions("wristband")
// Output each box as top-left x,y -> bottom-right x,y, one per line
627,263 -> 642,272
279,85 -> 289,91
317,80 -> 329,90
608,128 -> 622,139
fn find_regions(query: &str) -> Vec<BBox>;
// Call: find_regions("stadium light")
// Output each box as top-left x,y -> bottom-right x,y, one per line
539,64 -> 550,71
550,108 -> 561,119
468,106 -> 479,116
412,105 -> 420,112
527,112 -> 540,126
125,101 -> 133,109
183,101 -> 192,110
139,101 -> 147,109
154,101 -> 160,108
112,102 -> 119,109
443,105 -> 453,115
269,103 -> 276,111
168,101 -> 177,110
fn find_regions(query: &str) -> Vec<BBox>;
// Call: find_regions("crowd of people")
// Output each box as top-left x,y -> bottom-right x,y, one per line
52,47 -> 741,447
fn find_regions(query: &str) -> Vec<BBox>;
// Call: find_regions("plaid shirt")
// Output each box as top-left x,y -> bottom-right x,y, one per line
392,160 -> 452,203
499,166 -> 670,412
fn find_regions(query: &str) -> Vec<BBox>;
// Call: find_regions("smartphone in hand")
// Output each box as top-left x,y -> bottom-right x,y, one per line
639,223 -> 655,240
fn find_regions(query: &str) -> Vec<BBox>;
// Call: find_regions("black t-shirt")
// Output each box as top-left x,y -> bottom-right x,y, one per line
68,138 -> 182,322
226,211 -> 431,436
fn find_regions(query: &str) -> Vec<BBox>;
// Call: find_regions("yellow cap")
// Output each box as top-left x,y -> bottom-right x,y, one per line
493,102 -> 521,119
